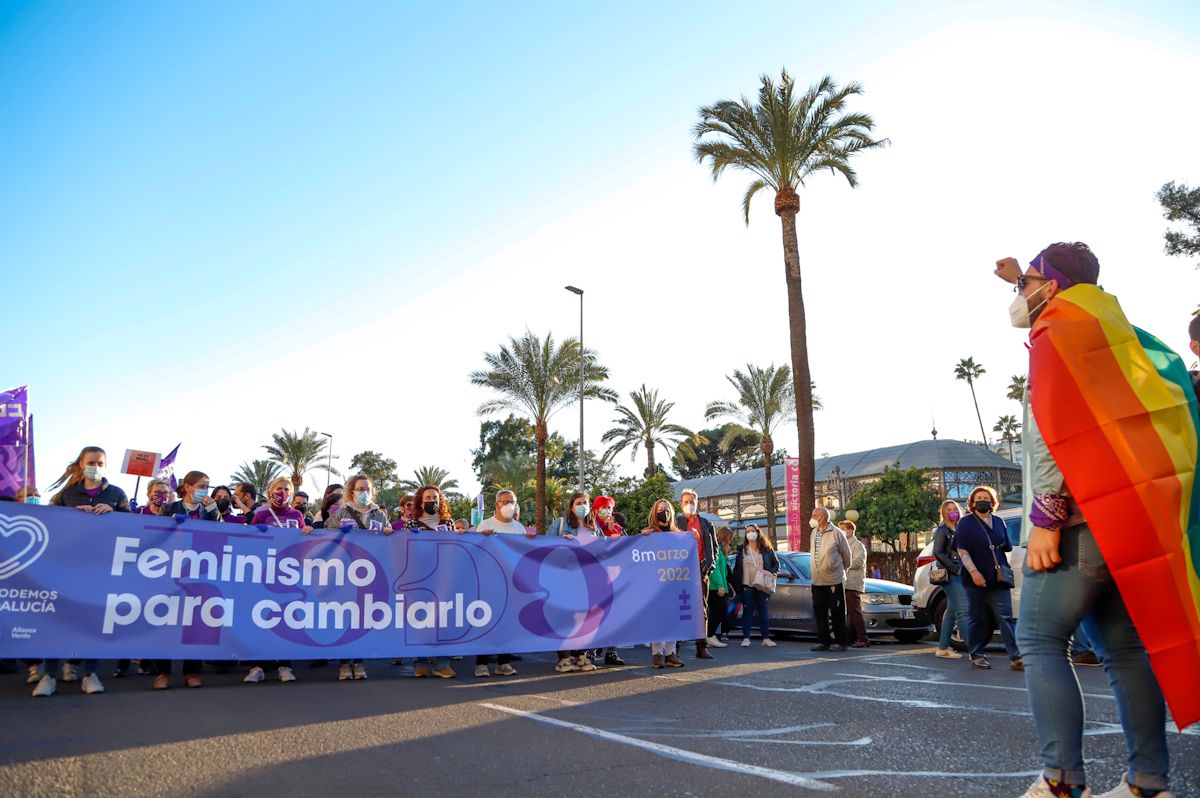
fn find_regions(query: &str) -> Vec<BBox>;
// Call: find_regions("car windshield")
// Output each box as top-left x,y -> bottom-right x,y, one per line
783,552 -> 812,580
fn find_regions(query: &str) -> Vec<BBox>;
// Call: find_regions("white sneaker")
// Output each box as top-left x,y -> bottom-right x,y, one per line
31,674 -> 56,697
81,673 -> 104,694
278,666 -> 296,683
762,638 -> 777,647
243,666 -> 265,683
555,657 -> 578,673
935,647 -> 964,659
574,656 -> 597,672
474,665 -> 491,677
26,664 -> 43,684
1018,777 -> 1092,798
741,638 -> 751,647
60,662 -> 79,682
352,663 -> 367,680
706,635 -> 727,648
495,663 -> 517,676
1094,775 -> 1171,798
338,664 -> 352,681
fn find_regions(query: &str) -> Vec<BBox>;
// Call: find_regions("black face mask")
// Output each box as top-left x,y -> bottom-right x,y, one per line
216,498 -> 232,513
974,500 -> 993,515
655,510 -> 669,525
295,503 -> 308,514
331,494 -> 343,505
423,500 -> 439,515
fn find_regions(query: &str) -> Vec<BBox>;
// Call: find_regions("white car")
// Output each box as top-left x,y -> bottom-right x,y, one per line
911,507 -> 1025,649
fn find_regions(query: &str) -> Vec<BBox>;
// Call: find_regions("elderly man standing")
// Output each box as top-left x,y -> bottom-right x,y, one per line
474,490 -> 535,677
678,488 -> 717,660
809,506 -> 852,652
839,519 -> 869,648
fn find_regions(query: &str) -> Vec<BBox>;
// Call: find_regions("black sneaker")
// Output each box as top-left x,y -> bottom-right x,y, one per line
604,651 -> 625,666
829,644 -> 846,652
810,644 -> 830,652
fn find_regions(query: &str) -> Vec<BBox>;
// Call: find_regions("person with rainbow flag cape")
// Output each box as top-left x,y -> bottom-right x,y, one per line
997,243 -> 1195,798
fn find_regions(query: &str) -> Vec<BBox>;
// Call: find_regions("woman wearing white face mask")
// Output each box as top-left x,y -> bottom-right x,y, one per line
325,474 -> 390,681
162,471 -> 221,521
730,525 -> 780,648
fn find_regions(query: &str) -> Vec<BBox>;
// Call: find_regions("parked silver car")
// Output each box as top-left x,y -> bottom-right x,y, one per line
911,507 -> 1025,648
735,551 -> 932,642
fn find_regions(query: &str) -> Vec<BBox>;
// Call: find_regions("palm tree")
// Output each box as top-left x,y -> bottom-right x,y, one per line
1007,375 -> 1027,403
694,72 -> 885,550
398,465 -> 459,493
601,385 -> 701,476
481,452 -> 535,509
471,330 -> 617,533
705,363 -> 797,547
230,459 -> 283,496
954,357 -> 989,444
262,428 -> 336,492
994,415 -> 1021,462
533,475 -> 572,523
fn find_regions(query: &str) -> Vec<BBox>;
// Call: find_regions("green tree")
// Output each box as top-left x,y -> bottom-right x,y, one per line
348,451 -> 398,496
848,464 -> 940,552
607,472 -> 676,534
262,428 -> 337,493
470,416 -> 537,483
399,465 -> 459,493
230,459 -> 283,496
601,385 -> 701,476
534,475 -> 572,523
480,451 -> 535,511
994,415 -> 1021,462
694,71 -> 885,555
471,331 -> 617,533
1156,180 -> 1200,267
548,438 -> 619,487
954,357 -> 989,444
1006,374 -> 1027,403
705,363 -> 796,547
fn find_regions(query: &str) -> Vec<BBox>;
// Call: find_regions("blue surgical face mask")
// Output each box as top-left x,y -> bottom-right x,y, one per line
573,504 -> 589,520
83,466 -> 104,481
24,496 -> 40,505
355,491 -> 371,506
194,487 -> 210,501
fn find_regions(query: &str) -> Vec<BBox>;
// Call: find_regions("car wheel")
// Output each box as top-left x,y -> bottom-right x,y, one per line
893,629 -> 928,643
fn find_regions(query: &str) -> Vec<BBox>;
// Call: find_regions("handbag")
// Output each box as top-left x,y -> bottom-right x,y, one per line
929,563 -> 950,585
752,569 -> 777,594
987,519 -> 1015,588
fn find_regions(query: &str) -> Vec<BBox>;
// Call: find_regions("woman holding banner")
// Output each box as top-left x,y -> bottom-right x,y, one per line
549,492 -> 601,673
396,486 -> 456,678
135,479 -> 172,516
326,474 -> 389,681
162,471 -> 221,521
643,499 -> 686,669
243,477 -> 309,684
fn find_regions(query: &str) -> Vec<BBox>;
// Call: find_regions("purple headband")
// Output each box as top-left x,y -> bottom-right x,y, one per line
1030,253 -> 1075,290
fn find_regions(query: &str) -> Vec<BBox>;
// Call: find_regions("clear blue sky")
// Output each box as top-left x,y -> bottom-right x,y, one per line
4,1 -> 1198,498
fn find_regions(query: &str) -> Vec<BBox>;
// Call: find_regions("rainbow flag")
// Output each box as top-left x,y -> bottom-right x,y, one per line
1030,284 -> 1200,730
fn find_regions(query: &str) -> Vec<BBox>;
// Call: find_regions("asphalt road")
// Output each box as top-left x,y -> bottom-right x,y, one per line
0,639 -> 1196,798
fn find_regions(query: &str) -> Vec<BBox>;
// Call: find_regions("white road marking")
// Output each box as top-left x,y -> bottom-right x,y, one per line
478,702 -> 838,791
840,672 -> 1116,701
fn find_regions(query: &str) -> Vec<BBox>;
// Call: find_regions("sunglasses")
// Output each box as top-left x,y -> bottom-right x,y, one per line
1015,273 -> 1048,292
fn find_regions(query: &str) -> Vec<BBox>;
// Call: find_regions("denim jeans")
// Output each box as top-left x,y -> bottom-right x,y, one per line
937,577 -> 971,649
739,586 -> 770,640
964,582 -> 1021,660
43,658 -> 99,676
1017,524 -> 1168,791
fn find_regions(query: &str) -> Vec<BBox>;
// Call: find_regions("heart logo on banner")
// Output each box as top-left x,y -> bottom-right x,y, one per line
0,514 -> 50,580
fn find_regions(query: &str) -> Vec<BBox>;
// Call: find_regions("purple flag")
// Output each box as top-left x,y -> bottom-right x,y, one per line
158,443 -> 181,491
0,386 -> 28,446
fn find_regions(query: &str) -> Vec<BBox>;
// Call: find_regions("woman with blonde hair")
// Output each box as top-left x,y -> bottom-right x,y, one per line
955,486 -> 1022,671
931,499 -> 968,659
643,498 -> 685,668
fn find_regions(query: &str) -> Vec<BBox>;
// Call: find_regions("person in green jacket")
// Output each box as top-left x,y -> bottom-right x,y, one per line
705,527 -> 734,648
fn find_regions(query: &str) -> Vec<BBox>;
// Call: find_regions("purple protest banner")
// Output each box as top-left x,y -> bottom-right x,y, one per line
158,443 -> 181,491
0,503 -> 704,660
0,386 -> 27,446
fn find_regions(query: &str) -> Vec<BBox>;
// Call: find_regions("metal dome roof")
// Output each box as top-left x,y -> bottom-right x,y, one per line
673,438 -> 1018,498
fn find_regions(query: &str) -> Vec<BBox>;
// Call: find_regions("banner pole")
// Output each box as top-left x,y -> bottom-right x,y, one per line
22,414 -> 30,491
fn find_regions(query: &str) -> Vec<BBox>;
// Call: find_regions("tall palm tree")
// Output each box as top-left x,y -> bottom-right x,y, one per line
705,363 -> 797,547
1007,374 -> 1027,403
601,385 -> 701,476
398,465 -> 459,493
954,357 -> 989,444
230,459 -> 283,497
694,72 -> 885,550
994,415 -> 1021,462
471,330 -> 617,533
262,428 -> 336,492
533,475 -> 572,523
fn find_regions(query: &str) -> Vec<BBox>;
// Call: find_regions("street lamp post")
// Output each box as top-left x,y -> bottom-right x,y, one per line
319,431 -> 333,493
564,285 -> 584,493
